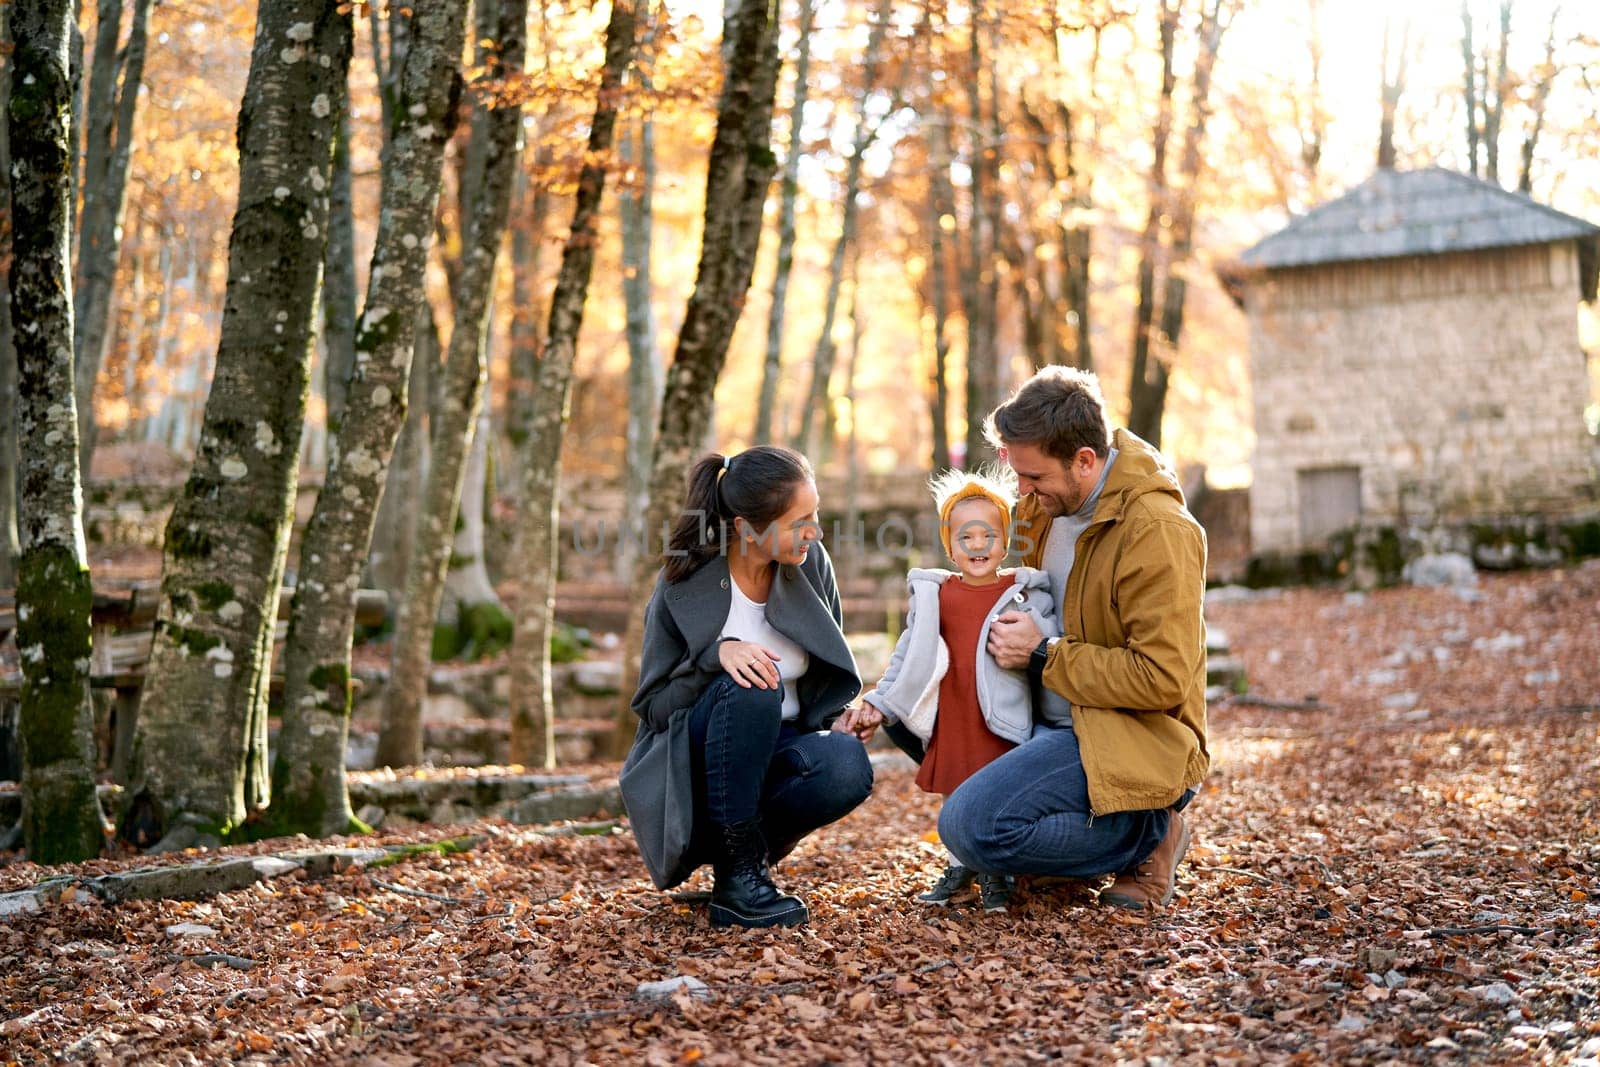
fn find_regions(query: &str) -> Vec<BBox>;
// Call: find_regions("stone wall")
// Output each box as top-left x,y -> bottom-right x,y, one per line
1246,242 -> 1598,553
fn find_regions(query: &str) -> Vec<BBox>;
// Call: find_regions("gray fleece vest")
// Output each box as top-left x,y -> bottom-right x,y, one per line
867,566 -> 1071,744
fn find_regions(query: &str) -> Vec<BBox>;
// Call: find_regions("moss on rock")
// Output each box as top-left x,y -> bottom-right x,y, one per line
431,600 -> 513,662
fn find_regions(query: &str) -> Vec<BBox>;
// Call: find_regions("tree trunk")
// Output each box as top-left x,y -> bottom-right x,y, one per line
498,11 -> 558,460
1484,0 -> 1511,185
961,1 -> 997,469
925,103 -> 955,472
377,0 -> 527,770
1461,1 -> 1480,176
74,0 -> 122,323
841,242 -> 865,585
754,0 -> 814,445
1295,0 -> 1325,200
7,0 -> 104,863
124,1 -> 353,849
129,232 -> 174,443
797,0 -> 891,462
504,154 -> 553,510
322,86 -> 359,429
606,0 -> 782,759
508,0 -> 638,768
0,4 -> 19,593
73,0 -> 153,471
619,99 -> 661,582
1050,10 -> 1099,373
1013,102 -> 1056,369
1125,0 -> 1179,447
147,251 -> 199,449
429,3 -> 512,663
981,17 -> 1006,398
1060,93 -> 1094,370
271,0 -> 465,839
1377,16 -> 1408,170
439,402 -> 509,658
67,10 -> 82,268
0,295 -> 16,591
368,303 -> 437,601
1130,0 -> 1232,451
501,0 -> 561,469
1517,4 -> 1558,195
119,218 -> 148,424
1063,231 -> 1093,372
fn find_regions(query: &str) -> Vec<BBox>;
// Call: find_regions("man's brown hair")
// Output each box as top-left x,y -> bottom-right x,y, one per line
983,365 -> 1112,462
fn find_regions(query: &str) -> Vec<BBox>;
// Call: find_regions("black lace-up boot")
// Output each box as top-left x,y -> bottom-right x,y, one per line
709,820 -> 808,929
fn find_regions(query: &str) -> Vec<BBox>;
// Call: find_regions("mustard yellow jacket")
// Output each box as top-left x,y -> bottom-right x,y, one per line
1013,428 -> 1210,815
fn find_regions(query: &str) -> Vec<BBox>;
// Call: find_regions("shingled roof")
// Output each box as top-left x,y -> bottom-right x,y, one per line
1233,167 -> 1600,301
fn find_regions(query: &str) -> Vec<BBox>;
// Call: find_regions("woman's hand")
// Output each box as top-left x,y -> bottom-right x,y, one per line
719,639 -> 783,689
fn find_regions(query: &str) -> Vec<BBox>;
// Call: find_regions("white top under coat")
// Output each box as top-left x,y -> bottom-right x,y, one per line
720,581 -> 810,720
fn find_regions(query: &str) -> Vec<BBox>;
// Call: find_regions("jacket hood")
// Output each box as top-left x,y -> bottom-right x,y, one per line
1092,429 -> 1186,525
1007,565 -> 1053,591
906,567 -> 957,588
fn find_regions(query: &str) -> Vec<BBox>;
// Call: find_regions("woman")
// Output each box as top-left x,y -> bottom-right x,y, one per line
619,446 -> 873,928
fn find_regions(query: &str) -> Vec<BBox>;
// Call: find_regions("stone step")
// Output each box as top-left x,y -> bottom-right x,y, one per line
1207,655 -> 1247,694
353,660 -> 624,727
0,836 -> 480,920
345,717 -> 617,771
347,771 -> 622,829
0,767 -> 621,838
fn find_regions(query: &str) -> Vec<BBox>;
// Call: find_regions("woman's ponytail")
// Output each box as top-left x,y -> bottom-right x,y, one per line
663,454 -> 728,583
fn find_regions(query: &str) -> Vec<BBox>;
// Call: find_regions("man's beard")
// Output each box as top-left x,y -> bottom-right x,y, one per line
1037,484 -> 1085,519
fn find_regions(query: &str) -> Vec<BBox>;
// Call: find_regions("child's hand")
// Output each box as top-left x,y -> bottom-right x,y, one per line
854,704 -> 884,741
833,702 -> 884,742
719,639 -> 782,689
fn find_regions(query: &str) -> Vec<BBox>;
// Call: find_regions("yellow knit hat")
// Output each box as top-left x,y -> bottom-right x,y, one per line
930,468 -> 1015,559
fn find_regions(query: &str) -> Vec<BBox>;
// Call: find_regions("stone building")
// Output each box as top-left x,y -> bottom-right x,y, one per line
1226,167 -> 1599,554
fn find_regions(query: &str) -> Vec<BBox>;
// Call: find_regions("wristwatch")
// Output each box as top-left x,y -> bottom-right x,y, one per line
1028,637 -> 1058,684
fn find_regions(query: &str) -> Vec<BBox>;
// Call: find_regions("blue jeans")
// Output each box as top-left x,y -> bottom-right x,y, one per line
686,674 -> 874,863
938,722 -> 1185,878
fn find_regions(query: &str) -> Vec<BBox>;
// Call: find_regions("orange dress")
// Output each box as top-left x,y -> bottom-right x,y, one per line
915,576 -> 1018,796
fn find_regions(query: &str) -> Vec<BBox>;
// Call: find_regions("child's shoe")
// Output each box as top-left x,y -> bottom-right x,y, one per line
917,863 -> 975,906
978,872 -> 1015,913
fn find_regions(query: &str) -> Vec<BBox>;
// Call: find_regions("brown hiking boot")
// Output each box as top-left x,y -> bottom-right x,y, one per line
1102,810 -> 1190,912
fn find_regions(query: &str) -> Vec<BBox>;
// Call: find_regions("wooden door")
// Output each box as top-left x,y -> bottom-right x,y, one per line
1297,466 -> 1362,546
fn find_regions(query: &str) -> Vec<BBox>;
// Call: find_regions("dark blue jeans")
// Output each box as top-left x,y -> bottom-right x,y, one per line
938,722 -> 1188,878
686,674 -> 874,863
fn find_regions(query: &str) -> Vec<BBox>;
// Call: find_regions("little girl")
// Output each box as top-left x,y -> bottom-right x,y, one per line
846,470 -> 1067,913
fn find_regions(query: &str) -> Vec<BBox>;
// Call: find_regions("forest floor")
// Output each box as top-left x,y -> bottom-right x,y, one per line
3,563 -> 1598,1064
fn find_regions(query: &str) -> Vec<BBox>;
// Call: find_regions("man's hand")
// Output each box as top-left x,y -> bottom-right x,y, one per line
987,610 -> 1043,669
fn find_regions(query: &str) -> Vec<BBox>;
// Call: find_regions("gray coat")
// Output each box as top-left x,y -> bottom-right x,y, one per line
866,567 -> 1071,744
619,543 -> 862,889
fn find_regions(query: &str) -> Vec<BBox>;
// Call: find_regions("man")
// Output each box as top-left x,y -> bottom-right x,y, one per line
939,365 -> 1209,911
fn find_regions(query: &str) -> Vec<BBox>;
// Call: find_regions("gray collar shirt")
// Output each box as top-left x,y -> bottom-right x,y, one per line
1039,447 -> 1119,621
